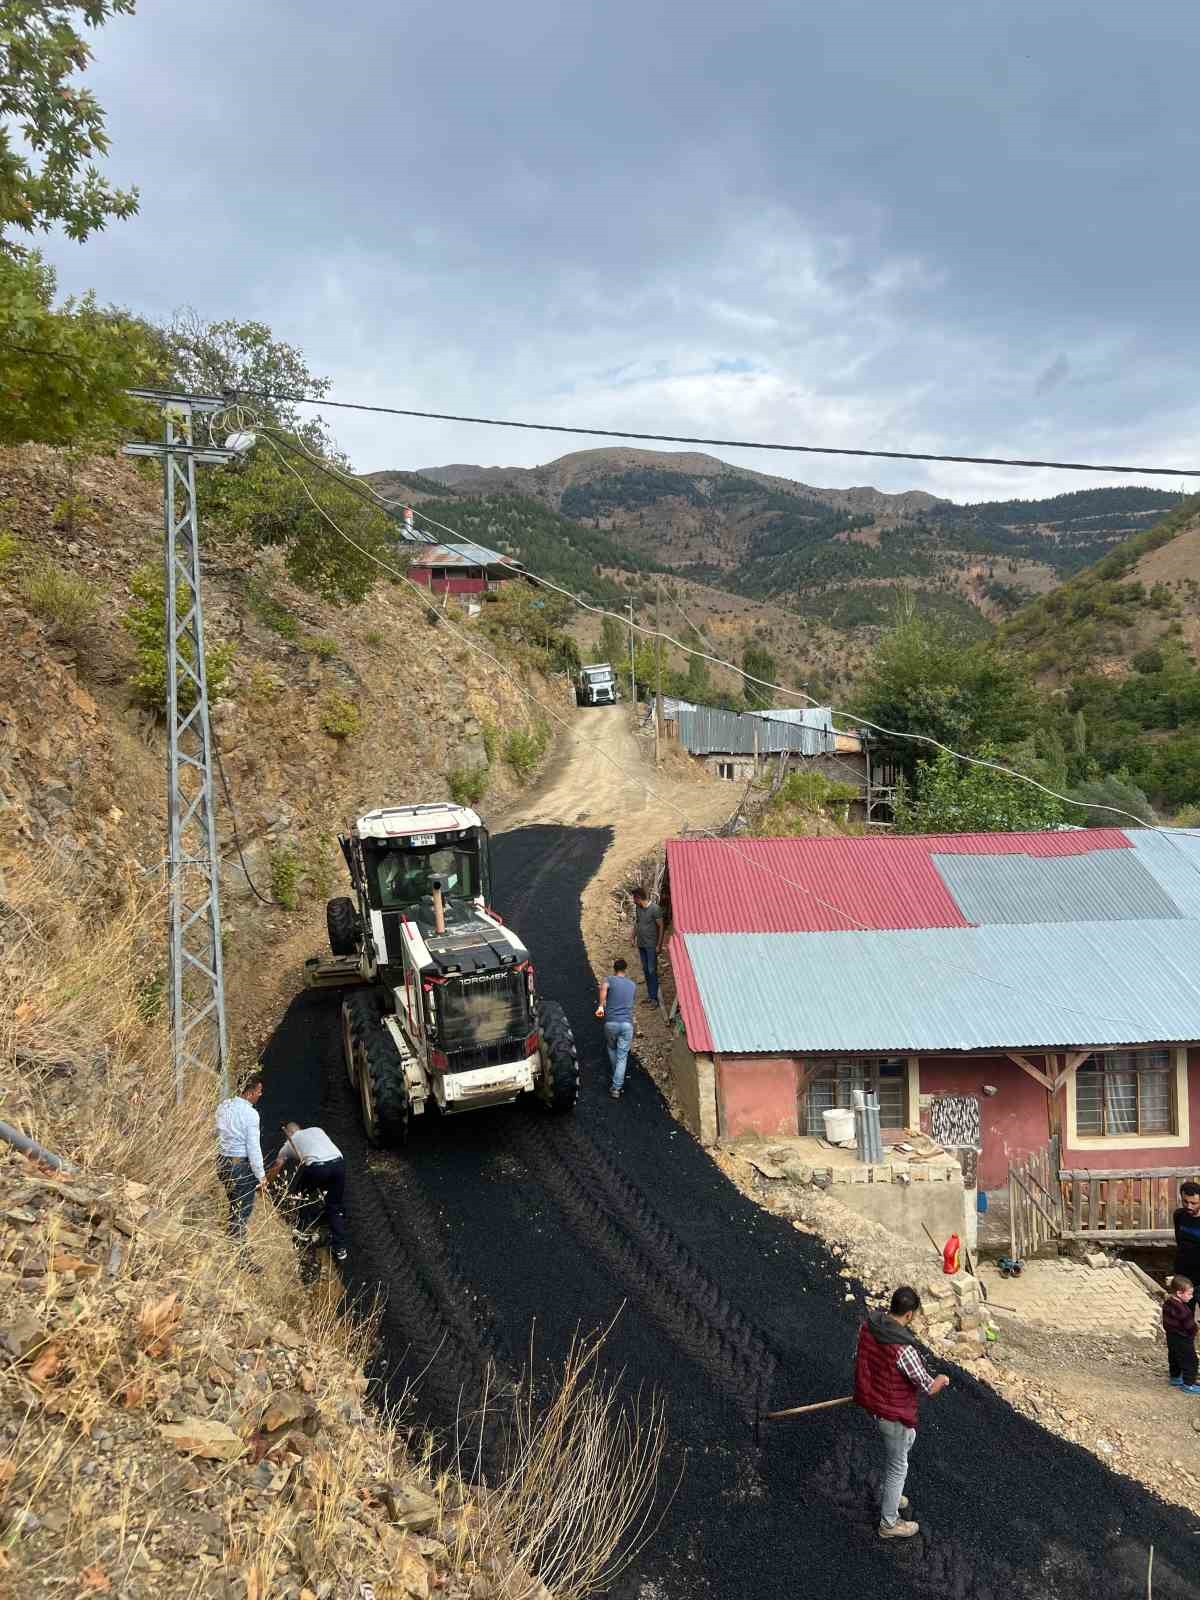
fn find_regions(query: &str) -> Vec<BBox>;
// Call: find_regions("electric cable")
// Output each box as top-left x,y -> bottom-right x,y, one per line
407,504 -> 1192,834
254,427 -> 1151,1031
220,384 -> 1200,480
211,723 -> 283,908
254,417 -> 1196,837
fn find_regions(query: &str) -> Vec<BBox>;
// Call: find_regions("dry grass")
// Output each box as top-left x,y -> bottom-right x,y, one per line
465,1326 -> 670,1600
0,851 -> 673,1598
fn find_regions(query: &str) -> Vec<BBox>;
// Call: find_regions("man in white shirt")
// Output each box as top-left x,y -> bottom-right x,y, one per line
214,1074 -> 266,1247
269,1122 -> 348,1263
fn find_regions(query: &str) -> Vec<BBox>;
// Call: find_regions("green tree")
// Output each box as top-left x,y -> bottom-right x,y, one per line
742,642 -> 777,710
683,647 -> 711,704
894,747 -> 1065,834
855,612 -> 1037,781
0,251 -> 158,444
479,584 -> 579,672
598,612 -> 627,671
199,438 -> 398,605
0,0 -> 138,256
160,312 -> 331,449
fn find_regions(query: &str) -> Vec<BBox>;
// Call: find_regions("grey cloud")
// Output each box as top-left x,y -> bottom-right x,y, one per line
39,0 -> 1200,501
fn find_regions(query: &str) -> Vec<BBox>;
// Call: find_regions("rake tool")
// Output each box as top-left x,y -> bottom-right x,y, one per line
754,1393 -> 854,1443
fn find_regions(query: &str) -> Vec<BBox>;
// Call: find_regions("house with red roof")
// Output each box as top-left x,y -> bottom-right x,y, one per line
663,828 -> 1200,1220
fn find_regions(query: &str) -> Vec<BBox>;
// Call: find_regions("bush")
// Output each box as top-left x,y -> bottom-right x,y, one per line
319,693 -> 361,740
1066,773 -> 1157,827
1132,647 -> 1165,675
304,635 -> 338,661
448,766 -> 488,806
304,832 -> 337,900
0,529 -> 18,574
269,846 -> 301,911
19,561 -> 100,634
123,566 -> 235,712
245,583 -> 300,642
503,722 -> 550,780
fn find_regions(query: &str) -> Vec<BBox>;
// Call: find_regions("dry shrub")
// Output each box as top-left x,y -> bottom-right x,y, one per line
0,852 -> 216,1198
467,1325 -> 670,1600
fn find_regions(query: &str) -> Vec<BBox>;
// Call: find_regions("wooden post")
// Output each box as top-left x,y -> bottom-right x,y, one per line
627,600 -> 636,709
654,578 -> 664,768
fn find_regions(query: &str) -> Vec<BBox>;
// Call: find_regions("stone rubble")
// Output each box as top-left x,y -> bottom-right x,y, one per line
0,1147 -> 532,1599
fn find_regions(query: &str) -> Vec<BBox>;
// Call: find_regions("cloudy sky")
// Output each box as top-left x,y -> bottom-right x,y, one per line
43,0 -> 1200,501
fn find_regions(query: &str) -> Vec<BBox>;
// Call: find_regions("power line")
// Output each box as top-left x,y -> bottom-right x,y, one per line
252,416 -> 1190,836
224,386 -> 1200,480
253,428 -> 1149,1030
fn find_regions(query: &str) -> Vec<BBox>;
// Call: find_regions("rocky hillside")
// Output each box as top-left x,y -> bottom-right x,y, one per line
0,444 -> 566,1041
999,494 -> 1200,682
405,450 -> 1185,638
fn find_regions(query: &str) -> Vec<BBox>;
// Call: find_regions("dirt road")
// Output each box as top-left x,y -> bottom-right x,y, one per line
258,707 -> 1200,1600
507,702 -> 733,837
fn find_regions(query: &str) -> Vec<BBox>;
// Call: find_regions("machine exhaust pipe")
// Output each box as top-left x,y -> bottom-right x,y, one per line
431,879 -> 446,935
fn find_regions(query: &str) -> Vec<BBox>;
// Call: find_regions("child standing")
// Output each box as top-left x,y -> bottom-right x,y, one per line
1162,1275 -> 1200,1392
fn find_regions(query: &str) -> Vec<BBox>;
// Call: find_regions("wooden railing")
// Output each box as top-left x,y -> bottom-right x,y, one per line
1058,1166 -> 1200,1241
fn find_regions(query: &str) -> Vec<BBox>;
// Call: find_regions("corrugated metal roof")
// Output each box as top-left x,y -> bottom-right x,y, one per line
1128,830 -> 1200,918
676,706 -> 836,757
665,831 -> 1135,935
677,922 -> 1200,1053
409,542 -> 522,570
932,848 -> 1181,925
749,707 -> 835,730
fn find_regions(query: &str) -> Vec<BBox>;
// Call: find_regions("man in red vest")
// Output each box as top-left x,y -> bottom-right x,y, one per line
853,1285 -> 949,1540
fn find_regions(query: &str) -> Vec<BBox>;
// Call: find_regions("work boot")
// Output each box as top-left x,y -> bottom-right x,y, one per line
879,1520 -> 919,1540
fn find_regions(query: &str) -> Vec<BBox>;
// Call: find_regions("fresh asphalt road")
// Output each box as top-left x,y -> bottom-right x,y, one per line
261,822 -> 1200,1600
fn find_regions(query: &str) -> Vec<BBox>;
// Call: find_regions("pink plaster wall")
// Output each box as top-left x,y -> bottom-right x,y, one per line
917,1055 -> 1049,1190
1058,1045 -> 1200,1171
716,1055 -> 798,1139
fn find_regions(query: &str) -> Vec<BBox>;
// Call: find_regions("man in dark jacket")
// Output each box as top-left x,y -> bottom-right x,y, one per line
1174,1182 -> 1200,1283
854,1286 -> 949,1539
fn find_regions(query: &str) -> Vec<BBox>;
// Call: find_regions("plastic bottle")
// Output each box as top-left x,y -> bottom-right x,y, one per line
942,1232 -> 961,1274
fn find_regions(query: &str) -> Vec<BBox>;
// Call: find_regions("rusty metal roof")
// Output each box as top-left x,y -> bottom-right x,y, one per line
408,541 -> 523,570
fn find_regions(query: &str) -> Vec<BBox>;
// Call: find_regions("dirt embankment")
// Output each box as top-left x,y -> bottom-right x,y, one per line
0,443 -> 565,1054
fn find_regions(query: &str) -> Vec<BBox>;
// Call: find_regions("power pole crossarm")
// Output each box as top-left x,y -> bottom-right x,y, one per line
124,396 -> 238,1099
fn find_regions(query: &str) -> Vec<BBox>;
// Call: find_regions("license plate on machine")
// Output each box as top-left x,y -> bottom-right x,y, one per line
409,832 -> 436,846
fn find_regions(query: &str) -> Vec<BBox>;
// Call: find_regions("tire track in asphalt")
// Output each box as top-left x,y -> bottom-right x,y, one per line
261,824 -> 1200,1600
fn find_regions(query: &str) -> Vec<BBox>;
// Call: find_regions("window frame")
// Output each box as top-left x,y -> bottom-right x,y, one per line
801,1057 -> 909,1138
1067,1045 -> 1189,1151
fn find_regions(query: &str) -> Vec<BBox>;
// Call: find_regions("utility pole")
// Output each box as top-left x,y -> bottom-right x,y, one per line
123,391 -> 239,1100
627,600 -> 637,712
655,577 -> 664,767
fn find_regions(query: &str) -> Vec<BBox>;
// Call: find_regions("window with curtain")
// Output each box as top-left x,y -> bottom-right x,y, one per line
804,1058 -> 907,1136
1074,1050 -> 1174,1138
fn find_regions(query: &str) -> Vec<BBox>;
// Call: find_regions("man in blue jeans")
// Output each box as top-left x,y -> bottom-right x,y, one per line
631,887 -> 664,1008
596,957 -> 637,1099
214,1074 -> 266,1267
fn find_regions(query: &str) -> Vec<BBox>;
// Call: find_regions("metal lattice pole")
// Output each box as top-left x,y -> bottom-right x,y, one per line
124,393 -> 238,1099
